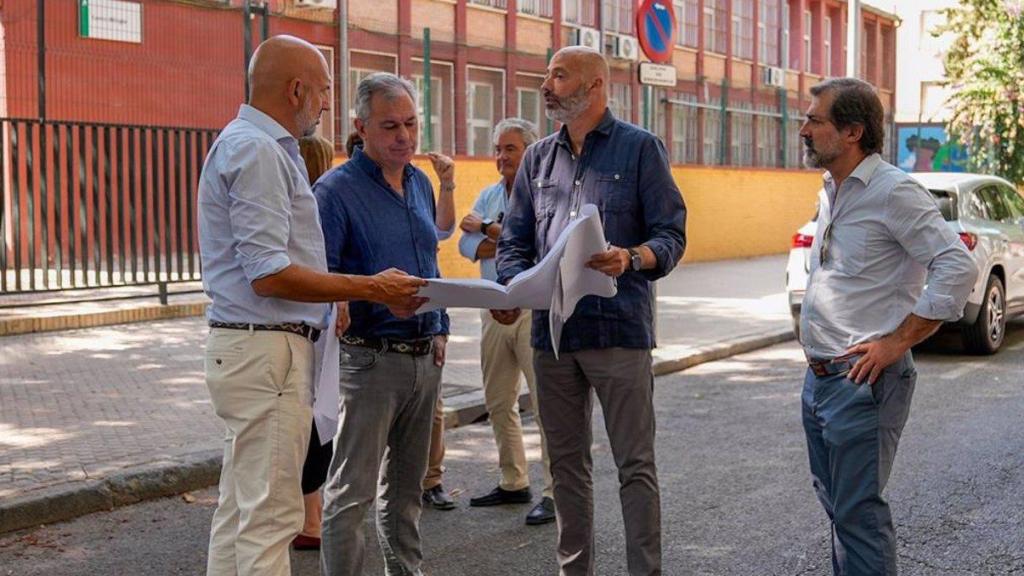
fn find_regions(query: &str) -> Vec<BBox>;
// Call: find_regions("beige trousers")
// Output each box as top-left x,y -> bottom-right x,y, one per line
481,310 -> 553,496
204,328 -> 313,576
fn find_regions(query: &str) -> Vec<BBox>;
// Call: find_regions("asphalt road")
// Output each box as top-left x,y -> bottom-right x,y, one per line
2,324 -> 1022,575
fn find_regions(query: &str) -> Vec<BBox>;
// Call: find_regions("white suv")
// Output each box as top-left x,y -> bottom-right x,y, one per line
786,172 -> 1024,354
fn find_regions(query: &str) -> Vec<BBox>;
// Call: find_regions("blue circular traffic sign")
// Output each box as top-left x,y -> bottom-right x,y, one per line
636,0 -> 676,64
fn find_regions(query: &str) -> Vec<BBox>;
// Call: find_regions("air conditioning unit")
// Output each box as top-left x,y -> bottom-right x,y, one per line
612,35 -> 640,61
761,66 -> 785,88
570,26 -> 602,51
295,0 -> 337,8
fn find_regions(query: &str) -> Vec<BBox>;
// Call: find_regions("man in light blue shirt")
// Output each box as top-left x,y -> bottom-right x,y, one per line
198,36 -> 425,576
458,119 -> 555,526
798,78 -> 976,576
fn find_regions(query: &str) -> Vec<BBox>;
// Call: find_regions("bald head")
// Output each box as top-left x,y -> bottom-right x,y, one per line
247,35 -> 332,138
248,35 -> 327,100
551,46 -> 609,88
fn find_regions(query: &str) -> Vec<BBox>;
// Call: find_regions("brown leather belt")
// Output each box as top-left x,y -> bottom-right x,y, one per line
340,334 -> 434,356
807,355 -> 859,377
209,321 -> 321,342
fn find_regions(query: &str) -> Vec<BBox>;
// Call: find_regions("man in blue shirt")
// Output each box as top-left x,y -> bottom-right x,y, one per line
314,72 -> 454,576
198,36 -> 425,576
458,118 -> 556,526
497,47 -> 686,576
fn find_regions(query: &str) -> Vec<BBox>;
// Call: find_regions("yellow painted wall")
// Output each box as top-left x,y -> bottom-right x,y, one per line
334,158 -> 822,278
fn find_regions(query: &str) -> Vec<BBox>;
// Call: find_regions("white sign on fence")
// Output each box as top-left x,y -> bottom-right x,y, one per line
79,0 -> 143,44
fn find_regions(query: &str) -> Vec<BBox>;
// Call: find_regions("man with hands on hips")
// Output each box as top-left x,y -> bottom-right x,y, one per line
798,77 -> 977,576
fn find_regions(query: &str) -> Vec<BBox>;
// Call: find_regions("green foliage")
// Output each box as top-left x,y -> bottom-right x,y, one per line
941,0 -> 1024,183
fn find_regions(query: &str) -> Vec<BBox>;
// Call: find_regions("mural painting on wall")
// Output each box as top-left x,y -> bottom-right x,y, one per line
896,125 -> 968,173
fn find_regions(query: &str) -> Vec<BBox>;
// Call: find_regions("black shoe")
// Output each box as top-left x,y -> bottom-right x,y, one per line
469,485 -> 532,507
422,485 -> 456,510
525,497 -> 556,525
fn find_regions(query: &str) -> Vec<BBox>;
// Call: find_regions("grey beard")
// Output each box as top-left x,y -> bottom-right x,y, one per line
544,90 -> 589,124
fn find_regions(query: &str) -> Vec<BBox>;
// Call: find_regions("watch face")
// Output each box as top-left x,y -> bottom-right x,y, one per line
631,253 -> 642,271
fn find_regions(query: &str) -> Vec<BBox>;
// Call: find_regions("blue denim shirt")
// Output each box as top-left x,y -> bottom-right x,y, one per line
314,148 -> 449,339
496,109 -> 687,352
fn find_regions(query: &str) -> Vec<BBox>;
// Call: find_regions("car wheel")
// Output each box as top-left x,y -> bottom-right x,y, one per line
961,274 -> 1006,355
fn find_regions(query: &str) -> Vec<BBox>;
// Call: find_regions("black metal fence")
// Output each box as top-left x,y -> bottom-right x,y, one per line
0,118 -> 218,295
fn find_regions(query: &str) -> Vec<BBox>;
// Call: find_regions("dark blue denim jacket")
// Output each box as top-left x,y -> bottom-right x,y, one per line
314,147 -> 449,340
496,109 -> 686,352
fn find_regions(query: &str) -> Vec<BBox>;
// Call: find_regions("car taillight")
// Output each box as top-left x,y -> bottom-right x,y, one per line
791,233 -> 814,248
958,232 -> 977,251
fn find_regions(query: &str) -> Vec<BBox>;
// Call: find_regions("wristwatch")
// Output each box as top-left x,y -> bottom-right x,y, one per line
627,248 -> 642,272
480,218 -> 494,235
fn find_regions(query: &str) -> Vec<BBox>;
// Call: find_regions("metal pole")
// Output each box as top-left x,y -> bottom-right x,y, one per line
779,87 -> 788,167
846,0 -> 860,77
719,78 -> 728,165
546,48 -> 554,135
38,0 -> 46,120
423,28 -> 432,152
260,2 -> 269,42
339,0 -> 350,149
243,0 -> 253,102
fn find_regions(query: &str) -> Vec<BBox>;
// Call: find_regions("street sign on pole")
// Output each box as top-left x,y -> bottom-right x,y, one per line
639,62 -> 677,87
635,0 -> 675,64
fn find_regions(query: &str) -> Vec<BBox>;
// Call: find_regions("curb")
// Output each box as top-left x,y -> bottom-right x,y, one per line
0,449 -> 222,535
0,319 -> 795,535
441,328 -> 796,428
0,302 -> 208,337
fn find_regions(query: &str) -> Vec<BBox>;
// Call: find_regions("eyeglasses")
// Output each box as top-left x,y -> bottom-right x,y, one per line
819,221 -> 833,265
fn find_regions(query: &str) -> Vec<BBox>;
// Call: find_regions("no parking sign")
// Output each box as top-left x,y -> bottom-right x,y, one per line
635,0 -> 676,64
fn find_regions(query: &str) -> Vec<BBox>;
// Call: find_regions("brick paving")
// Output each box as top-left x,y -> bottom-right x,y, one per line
0,255 -> 790,503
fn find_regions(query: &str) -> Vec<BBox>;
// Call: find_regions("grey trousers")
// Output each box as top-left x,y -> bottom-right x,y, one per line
802,352 -> 917,576
320,344 -> 441,576
534,348 -> 661,576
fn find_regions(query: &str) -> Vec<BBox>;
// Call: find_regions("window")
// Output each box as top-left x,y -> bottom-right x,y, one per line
703,108 -> 722,165
519,0 -> 553,18
674,0 -> 698,47
864,21 -> 878,83
732,0 -> 754,60
467,67 -> 505,157
786,118 -> 802,168
411,59 -> 455,154
759,0 -> 780,66
563,0 -> 596,26
1000,185 -> 1024,219
881,25 -> 894,89
348,52 -> 398,129
603,0 -> 634,33
517,88 -> 541,128
730,104 -> 754,167
704,0 -> 726,54
756,104 -> 781,167
978,186 -> 1012,222
609,83 -> 632,123
824,16 -> 832,77
469,0 -> 508,8
803,10 -> 812,73
658,93 -> 698,164
412,76 -> 442,153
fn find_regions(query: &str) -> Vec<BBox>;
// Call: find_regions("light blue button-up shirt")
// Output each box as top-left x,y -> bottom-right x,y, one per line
198,104 -> 330,329
458,181 -> 507,282
800,153 -> 978,358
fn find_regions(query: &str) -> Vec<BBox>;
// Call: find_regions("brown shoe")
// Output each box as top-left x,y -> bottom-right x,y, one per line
292,534 -> 321,550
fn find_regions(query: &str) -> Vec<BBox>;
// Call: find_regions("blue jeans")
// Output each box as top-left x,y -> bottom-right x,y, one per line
802,352 -> 917,576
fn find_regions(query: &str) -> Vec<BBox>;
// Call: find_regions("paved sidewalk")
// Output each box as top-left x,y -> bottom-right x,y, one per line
0,255 -> 793,533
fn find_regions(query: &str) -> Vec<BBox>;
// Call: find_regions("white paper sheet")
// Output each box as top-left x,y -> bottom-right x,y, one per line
417,204 -> 616,354
312,305 -> 340,446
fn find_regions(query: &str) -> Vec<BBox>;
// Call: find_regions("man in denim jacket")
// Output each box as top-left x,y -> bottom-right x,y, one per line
496,46 -> 686,576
